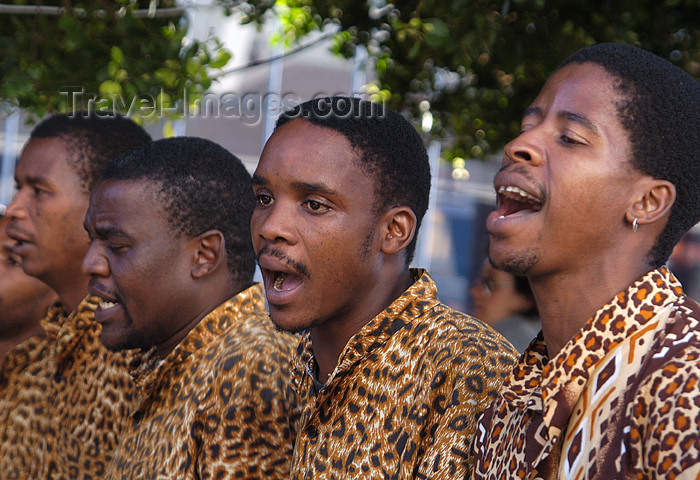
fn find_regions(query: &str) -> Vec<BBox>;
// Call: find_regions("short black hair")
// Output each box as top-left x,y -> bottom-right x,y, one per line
100,137 -> 256,286
561,43 -> 700,267
276,96 -> 431,264
30,112 -> 152,193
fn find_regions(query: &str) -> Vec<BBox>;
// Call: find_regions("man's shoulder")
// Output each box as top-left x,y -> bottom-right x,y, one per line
409,300 -> 519,358
210,312 -> 299,364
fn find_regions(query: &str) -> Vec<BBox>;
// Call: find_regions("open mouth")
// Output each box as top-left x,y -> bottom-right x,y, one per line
269,271 -> 303,293
98,299 -> 120,310
10,238 -> 32,256
496,185 -> 543,217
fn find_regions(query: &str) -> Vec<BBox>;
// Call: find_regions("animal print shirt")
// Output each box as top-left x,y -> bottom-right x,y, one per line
471,267 -> 700,479
291,269 -> 518,480
105,283 -> 300,480
0,295 -> 136,480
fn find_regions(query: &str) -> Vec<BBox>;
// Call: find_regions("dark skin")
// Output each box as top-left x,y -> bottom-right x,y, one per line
82,179 -> 239,359
0,216 -> 57,360
487,63 -> 675,356
6,137 -> 91,312
251,119 -> 416,382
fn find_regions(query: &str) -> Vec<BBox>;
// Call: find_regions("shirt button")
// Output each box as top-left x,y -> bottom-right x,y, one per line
551,436 -> 558,444
306,425 -> 319,439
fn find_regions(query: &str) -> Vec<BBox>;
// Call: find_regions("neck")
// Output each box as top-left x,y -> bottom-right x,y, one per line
311,268 -> 412,383
155,282 -> 241,359
52,273 -> 90,313
531,261 -> 653,357
0,322 -> 44,362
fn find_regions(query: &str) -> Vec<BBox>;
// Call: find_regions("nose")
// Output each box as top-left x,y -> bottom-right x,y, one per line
81,242 -> 110,278
503,131 -> 544,167
5,190 -> 28,220
251,201 -> 299,246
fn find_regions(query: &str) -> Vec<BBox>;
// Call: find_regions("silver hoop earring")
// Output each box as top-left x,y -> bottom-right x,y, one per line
633,217 -> 638,233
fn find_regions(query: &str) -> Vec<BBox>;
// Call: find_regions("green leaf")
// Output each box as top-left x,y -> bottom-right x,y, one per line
209,49 -> 233,69
111,46 -> 125,66
99,80 -> 122,96
162,120 -> 176,138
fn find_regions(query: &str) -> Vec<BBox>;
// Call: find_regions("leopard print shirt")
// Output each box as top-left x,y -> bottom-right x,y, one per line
0,295 -> 136,479
471,267 -> 700,479
291,269 -> 518,480
105,283 -> 301,480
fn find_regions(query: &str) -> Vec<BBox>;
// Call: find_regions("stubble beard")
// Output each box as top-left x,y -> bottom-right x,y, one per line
491,249 -> 540,277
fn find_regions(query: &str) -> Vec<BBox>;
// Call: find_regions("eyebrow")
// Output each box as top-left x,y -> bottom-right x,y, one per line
251,175 -> 337,196
84,221 -> 131,240
290,181 -> 337,196
251,175 -> 265,186
17,174 -> 51,187
523,106 -> 599,135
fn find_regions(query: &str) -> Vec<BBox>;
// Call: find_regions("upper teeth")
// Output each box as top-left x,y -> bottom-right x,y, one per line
498,185 -> 539,203
99,300 -> 118,309
273,273 -> 287,291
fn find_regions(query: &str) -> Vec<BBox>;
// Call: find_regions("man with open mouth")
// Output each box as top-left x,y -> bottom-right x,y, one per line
251,96 -> 518,479
0,112 -> 151,478
82,137 -> 299,479
471,43 -> 700,479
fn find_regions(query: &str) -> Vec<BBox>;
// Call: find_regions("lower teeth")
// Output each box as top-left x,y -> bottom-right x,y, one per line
273,273 -> 287,291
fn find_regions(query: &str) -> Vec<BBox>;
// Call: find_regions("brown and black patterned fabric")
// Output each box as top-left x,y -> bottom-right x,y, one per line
291,269 -> 518,480
105,283 -> 300,480
472,267 -> 700,479
0,295 -> 136,479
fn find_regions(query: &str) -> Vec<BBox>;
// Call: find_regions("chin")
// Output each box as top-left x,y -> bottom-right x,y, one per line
269,309 -> 319,334
490,249 -> 540,277
100,330 -> 137,353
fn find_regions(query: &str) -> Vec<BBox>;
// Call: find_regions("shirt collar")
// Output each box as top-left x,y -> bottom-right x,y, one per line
131,283 -> 267,398
502,266 -> 683,435
41,295 -> 99,363
294,268 -> 439,391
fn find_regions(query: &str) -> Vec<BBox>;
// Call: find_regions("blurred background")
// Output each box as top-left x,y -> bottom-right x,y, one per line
1,0 -> 699,310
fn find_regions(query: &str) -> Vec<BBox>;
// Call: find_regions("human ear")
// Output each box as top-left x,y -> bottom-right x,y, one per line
626,178 -> 676,229
191,230 -> 226,279
380,206 -> 417,256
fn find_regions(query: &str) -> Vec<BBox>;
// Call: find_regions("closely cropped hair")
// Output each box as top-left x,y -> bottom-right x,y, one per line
276,96 -> 431,264
31,112 -> 151,193
100,137 -> 256,286
562,43 -> 700,267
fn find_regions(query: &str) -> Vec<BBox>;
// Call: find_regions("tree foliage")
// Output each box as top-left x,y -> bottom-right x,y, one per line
0,0 -> 231,122
271,0 -> 700,160
5,0 -> 700,156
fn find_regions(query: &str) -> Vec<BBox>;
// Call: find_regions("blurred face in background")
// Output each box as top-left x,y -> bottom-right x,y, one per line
470,260 -> 535,326
5,137 -> 90,286
0,215 -> 57,345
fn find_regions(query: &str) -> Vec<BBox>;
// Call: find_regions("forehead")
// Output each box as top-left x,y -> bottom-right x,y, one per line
17,137 -> 76,180
255,119 -> 374,192
530,63 -> 623,122
88,179 -> 170,233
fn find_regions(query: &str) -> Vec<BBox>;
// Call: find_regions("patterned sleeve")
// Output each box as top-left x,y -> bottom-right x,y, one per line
631,349 -> 700,479
195,335 -> 298,479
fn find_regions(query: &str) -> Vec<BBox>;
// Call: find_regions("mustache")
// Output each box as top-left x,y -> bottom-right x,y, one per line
5,221 -> 32,241
256,246 -> 310,279
88,279 -> 121,303
496,164 -> 547,203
